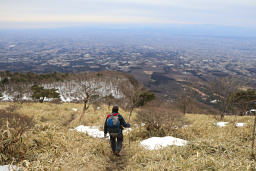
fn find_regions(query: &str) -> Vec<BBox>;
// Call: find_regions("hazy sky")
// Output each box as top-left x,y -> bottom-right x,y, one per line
0,0 -> 256,29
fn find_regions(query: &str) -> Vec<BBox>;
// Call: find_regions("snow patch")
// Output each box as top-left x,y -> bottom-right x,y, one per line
216,122 -> 229,127
74,125 -> 109,139
72,108 -> 78,112
22,95 -> 31,101
0,165 -> 18,171
141,136 -> 188,150
235,123 -> 246,127
123,128 -> 132,134
210,99 -> 218,104
1,92 -> 13,101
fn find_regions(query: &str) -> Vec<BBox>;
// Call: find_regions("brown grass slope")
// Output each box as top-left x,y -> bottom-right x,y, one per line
0,102 -> 256,170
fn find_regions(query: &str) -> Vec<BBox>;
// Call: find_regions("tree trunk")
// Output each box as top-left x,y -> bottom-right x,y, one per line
79,98 -> 89,122
128,107 -> 133,122
82,103 -> 88,113
221,103 -> 227,120
220,113 -> 224,120
39,97 -> 45,103
183,103 -> 186,115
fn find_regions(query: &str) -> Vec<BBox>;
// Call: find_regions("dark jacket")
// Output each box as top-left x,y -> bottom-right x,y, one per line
104,113 -> 130,135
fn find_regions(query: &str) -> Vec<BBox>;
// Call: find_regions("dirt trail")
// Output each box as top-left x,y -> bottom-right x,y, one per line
105,149 -> 129,171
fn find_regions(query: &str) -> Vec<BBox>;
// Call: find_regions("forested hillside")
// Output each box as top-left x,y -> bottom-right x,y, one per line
0,71 -> 139,103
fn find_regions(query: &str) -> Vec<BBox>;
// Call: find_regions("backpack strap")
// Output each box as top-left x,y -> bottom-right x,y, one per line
113,113 -> 119,116
106,113 -> 118,118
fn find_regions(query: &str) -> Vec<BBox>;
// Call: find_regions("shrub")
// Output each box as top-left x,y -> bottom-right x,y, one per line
136,104 -> 184,137
0,109 -> 34,164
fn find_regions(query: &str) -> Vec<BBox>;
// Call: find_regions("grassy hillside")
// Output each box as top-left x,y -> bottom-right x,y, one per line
0,102 -> 255,170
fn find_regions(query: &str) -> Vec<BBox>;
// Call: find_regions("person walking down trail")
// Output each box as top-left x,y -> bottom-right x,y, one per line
104,106 -> 130,156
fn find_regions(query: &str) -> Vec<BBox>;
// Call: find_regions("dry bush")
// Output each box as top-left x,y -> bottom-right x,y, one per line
0,109 -> 34,164
135,103 -> 185,138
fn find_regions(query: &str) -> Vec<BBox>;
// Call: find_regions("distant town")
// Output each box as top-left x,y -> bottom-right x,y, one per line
0,30 -> 256,101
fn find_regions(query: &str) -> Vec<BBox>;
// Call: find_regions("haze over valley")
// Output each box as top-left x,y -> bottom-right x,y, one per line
0,27 -> 255,103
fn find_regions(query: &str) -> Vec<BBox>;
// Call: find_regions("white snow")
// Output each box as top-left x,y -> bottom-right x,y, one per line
22,95 -> 31,101
123,128 -> 132,134
1,92 -> 13,101
250,109 -> 256,112
235,123 -> 246,127
216,122 -> 229,127
73,125 -> 131,138
0,165 -> 18,171
74,125 -> 109,139
210,99 -> 218,104
72,108 -> 78,112
141,136 -> 188,150
60,95 -> 72,102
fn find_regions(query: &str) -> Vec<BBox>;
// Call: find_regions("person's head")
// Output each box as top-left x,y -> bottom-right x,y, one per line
112,106 -> 119,113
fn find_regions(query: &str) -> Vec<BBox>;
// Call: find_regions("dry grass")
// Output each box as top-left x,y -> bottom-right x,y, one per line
127,114 -> 256,170
0,108 -> 34,164
0,102 -> 256,170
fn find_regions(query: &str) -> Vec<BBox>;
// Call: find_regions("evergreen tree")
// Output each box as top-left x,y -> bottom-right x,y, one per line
31,85 -> 60,103
231,89 -> 256,115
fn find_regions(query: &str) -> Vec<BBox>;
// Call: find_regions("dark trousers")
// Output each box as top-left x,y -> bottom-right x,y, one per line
110,133 -> 123,153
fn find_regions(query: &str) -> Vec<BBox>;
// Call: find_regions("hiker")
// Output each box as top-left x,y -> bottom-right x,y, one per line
104,106 -> 130,156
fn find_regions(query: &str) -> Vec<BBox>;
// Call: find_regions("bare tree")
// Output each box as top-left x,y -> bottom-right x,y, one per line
102,94 -> 117,109
176,87 -> 196,115
77,74 -> 100,122
208,76 -> 240,119
120,78 -> 145,121
12,83 -> 29,103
